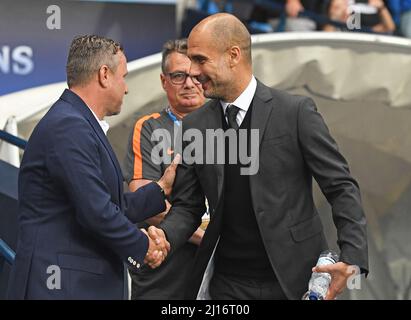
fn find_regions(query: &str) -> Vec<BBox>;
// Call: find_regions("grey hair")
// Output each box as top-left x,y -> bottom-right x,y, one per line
161,39 -> 187,74
66,35 -> 123,88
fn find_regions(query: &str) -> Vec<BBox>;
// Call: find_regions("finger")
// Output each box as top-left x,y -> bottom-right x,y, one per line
313,264 -> 334,273
158,239 -> 169,255
165,240 -> 171,252
154,233 -> 163,246
152,255 -> 165,268
148,225 -> 162,236
148,254 -> 164,269
169,153 -> 181,169
147,225 -> 156,236
161,246 -> 168,258
172,153 -> 181,165
148,227 -> 160,242
152,250 -> 159,260
152,236 -> 161,246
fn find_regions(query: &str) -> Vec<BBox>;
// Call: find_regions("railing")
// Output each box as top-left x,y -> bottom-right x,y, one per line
0,129 -> 27,150
0,130 -> 23,268
0,239 -> 15,266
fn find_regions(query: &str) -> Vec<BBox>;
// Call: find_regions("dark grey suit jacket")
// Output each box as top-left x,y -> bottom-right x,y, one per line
160,81 -> 368,299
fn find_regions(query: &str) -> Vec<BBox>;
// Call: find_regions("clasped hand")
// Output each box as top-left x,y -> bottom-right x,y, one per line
142,226 -> 170,268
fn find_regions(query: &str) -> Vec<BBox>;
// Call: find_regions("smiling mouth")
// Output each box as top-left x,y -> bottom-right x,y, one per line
182,94 -> 196,98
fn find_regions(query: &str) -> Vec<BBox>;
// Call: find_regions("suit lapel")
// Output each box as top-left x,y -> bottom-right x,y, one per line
60,90 -> 123,200
85,117 -> 123,182
251,80 -> 274,146
207,100 -> 225,203
206,81 -> 273,207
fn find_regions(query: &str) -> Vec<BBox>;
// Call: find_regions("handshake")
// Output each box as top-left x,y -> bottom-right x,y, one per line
141,226 -> 170,268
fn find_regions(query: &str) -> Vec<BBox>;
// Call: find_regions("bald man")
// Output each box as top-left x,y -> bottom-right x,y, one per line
154,13 -> 368,300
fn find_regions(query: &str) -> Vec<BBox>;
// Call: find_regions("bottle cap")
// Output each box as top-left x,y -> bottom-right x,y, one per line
308,291 -> 322,300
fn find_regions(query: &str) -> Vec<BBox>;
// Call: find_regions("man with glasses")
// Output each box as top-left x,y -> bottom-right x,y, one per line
123,39 -> 206,299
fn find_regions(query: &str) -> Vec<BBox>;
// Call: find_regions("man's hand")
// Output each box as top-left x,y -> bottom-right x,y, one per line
141,227 -> 170,268
369,0 -> 385,10
286,0 -> 304,17
312,261 -> 357,300
157,154 -> 181,197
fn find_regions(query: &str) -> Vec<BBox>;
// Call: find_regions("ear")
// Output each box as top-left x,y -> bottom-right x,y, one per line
160,73 -> 167,91
98,65 -> 110,88
228,46 -> 241,67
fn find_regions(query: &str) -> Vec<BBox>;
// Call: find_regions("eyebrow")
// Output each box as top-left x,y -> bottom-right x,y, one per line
190,54 -> 206,61
168,70 -> 187,74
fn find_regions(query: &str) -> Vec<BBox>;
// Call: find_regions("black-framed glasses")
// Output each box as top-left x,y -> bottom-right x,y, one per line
167,72 -> 201,85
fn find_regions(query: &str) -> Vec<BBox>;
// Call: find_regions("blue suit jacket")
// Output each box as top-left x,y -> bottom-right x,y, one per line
7,89 -> 165,299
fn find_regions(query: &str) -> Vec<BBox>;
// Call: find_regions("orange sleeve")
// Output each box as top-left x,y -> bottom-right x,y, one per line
132,113 -> 161,180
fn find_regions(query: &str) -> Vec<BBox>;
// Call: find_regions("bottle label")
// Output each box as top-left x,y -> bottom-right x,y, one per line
317,256 -> 336,266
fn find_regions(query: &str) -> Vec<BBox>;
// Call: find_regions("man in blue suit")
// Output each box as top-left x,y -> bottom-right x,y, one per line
7,35 -> 175,299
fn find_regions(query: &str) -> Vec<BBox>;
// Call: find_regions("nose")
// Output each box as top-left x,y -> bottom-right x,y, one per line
184,74 -> 196,87
125,84 -> 128,95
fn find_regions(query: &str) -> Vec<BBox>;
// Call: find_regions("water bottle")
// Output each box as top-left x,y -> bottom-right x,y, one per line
302,250 -> 339,300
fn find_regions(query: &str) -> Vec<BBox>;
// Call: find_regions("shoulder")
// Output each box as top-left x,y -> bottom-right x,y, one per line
32,98 -> 89,140
132,112 -> 164,134
262,84 -> 312,108
258,84 -> 316,116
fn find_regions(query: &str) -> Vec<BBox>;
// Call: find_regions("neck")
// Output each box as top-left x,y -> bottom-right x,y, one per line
70,86 -> 105,120
169,106 -> 187,119
225,72 -> 252,103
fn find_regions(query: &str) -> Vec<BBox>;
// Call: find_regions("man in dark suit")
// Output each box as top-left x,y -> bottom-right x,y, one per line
152,13 -> 369,300
7,35 -> 175,300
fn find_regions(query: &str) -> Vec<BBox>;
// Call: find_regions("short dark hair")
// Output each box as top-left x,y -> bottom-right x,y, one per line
161,39 -> 187,74
66,35 -> 123,88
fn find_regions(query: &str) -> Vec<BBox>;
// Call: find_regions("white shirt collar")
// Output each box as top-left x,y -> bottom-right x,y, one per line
87,106 -> 110,135
220,75 -> 257,115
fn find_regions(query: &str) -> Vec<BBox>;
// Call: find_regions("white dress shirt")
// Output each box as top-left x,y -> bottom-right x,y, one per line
220,75 -> 257,127
87,106 -> 110,135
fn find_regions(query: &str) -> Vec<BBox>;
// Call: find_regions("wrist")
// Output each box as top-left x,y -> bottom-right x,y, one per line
378,6 -> 386,13
155,181 -> 166,198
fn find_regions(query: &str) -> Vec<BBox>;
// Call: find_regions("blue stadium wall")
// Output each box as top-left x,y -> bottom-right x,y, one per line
0,0 -> 176,96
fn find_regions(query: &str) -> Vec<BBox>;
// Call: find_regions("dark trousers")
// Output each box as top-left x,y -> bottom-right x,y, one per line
209,272 -> 288,300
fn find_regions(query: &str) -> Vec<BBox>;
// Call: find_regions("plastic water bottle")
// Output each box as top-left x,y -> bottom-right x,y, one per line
302,250 -> 339,300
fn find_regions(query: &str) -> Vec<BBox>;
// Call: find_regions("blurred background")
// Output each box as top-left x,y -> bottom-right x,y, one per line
1,0 -> 411,300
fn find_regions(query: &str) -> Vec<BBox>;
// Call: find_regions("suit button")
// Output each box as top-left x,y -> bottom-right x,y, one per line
133,261 -> 136,266
136,263 -> 141,268
128,257 -> 132,262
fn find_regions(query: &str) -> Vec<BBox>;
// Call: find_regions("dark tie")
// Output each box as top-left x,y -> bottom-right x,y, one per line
225,104 -> 240,130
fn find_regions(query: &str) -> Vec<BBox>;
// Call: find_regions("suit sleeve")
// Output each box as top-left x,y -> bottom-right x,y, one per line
47,117 -> 164,265
297,97 -> 368,274
123,181 -> 165,223
159,121 -> 206,253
